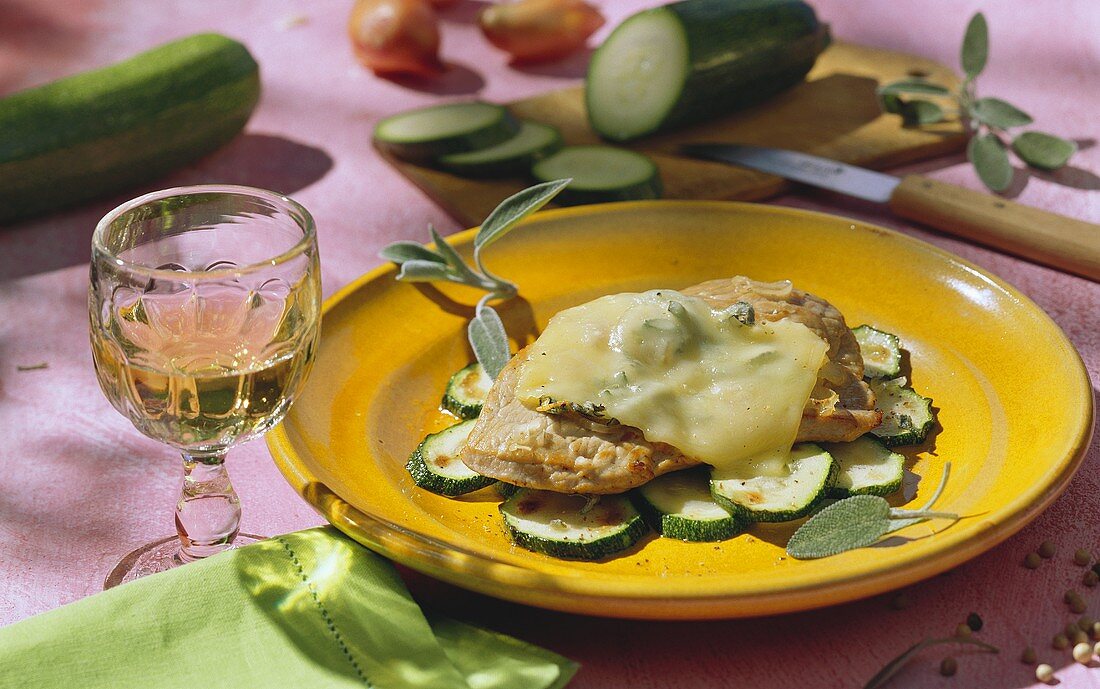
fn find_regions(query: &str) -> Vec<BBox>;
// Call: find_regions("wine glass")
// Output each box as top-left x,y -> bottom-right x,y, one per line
89,185 -> 320,586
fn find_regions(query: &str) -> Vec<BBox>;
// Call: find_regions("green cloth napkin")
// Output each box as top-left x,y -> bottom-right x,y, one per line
0,527 -> 576,689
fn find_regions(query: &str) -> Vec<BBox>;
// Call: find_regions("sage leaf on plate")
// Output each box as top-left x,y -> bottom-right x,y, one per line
864,637 -> 999,689
877,80 -> 951,97
396,259 -> 453,282
474,178 -> 571,255
899,100 -> 945,126
468,302 -> 510,379
961,12 -> 988,78
786,495 -> 892,559
379,241 -> 447,265
1012,131 -> 1078,170
970,97 -> 1033,129
967,133 -> 1013,192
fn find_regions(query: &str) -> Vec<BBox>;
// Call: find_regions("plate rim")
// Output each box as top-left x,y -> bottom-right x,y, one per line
267,200 -> 1094,619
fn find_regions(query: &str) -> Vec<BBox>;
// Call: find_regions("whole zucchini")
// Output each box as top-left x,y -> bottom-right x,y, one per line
585,0 -> 830,142
0,33 -> 260,224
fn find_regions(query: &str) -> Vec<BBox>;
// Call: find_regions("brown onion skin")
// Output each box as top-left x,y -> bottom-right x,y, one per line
349,0 -> 444,77
478,0 -> 606,64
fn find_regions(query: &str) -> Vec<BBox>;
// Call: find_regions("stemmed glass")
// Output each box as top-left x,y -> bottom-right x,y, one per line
89,185 -> 321,586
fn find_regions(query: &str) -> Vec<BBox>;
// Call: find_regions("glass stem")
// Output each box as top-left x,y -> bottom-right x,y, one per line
175,451 -> 241,562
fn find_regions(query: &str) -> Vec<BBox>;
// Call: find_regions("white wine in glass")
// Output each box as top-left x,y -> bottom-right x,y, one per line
89,185 -> 320,586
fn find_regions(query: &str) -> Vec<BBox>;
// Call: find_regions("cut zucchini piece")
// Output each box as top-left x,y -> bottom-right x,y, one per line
869,378 -> 935,447
374,102 -> 519,163
500,489 -> 648,560
585,0 -> 830,141
406,420 -> 496,496
530,146 -> 662,206
823,436 -> 905,498
633,468 -> 744,541
853,325 -> 902,379
441,363 -> 492,419
710,444 -> 837,522
436,121 -> 562,177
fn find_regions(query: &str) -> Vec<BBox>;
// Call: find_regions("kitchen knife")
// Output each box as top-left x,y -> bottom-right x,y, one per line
680,143 -> 1100,282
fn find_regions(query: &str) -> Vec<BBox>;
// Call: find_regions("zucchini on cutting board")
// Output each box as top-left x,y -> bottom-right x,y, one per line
0,33 -> 260,224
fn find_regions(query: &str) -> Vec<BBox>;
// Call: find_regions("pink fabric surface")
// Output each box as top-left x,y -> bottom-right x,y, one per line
0,1 -> 1097,687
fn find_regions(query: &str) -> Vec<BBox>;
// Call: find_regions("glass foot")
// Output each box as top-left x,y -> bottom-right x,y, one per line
103,532 -> 265,589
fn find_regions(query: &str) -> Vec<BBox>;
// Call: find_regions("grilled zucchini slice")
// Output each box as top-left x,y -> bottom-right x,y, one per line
406,420 -> 496,496
824,436 -> 905,497
853,325 -> 902,378
441,363 -> 492,419
869,378 -> 935,447
710,444 -> 837,522
500,489 -> 648,560
633,468 -> 744,541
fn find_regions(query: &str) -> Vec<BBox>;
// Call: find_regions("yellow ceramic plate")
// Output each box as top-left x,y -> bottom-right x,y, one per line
268,201 -> 1092,620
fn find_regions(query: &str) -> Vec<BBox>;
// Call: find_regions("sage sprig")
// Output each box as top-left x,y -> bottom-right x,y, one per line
864,636 -> 999,689
877,12 -> 1076,192
380,179 -> 571,379
786,462 -> 957,559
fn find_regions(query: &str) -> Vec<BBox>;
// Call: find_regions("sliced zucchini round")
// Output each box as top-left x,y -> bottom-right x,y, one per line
500,489 -> 648,560
869,378 -> 935,447
441,362 -> 492,419
405,420 -> 496,496
436,121 -> 562,177
853,325 -> 902,379
374,102 -> 519,163
824,436 -> 905,498
710,444 -> 837,523
530,146 -> 662,206
633,468 -> 743,542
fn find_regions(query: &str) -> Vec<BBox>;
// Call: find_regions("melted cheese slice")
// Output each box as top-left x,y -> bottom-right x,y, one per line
514,290 -> 828,477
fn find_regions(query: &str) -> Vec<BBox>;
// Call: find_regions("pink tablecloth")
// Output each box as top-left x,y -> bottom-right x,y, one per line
1,1 -> 1098,687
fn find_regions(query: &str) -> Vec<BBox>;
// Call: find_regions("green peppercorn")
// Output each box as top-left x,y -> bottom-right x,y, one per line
1021,646 -> 1037,664
1075,548 -> 1093,566
1085,570 -> 1099,587
1025,552 -> 1042,569
1039,541 -> 1057,558
955,623 -> 972,638
1054,633 -> 1070,650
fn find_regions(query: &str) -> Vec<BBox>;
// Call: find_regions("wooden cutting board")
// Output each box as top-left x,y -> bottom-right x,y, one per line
382,41 -> 966,226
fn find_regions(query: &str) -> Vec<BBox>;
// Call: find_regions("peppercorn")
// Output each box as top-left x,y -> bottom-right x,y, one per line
955,623 -> 972,638
1066,622 -> 1080,638
939,656 -> 958,677
1021,646 -> 1037,664
1086,570 -> 1100,587
1025,552 -> 1042,569
1074,630 -> 1090,645
1073,642 -> 1093,664
1053,633 -> 1070,649
1079,617 -> 1096,632
1036,663 -> 1055,682
1039,541 -> 1057,558
1072,598 -> 1089,614
1075,548 -> 1093,566
966,612 -> 983,631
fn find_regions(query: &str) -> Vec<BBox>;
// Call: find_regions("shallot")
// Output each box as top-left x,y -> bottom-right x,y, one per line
349,0 -> 443,77
479,0 -> 605,64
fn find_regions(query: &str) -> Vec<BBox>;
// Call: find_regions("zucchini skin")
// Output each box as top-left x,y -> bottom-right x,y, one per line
406,421 -> 496,497
374,103 -> 520,163
587,0 -> 830,141
500,490 -> 649,560
631,493 -> 744,542
436,122 -> 563,178
441,363 -> 491,419
0,34 -> 260,224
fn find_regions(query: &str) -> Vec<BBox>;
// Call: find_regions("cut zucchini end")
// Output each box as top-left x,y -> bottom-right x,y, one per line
585,7 -> 690,142
406,420 -> 496,497
632,468 -> 744,542
824,436 -> 906,498
500,490 -> 648,560
853,325 -> 903,379
531,146 -> 662,206
435,121 -> 563,178
373,102 -> 519,163
710,444 -> 837,523
441,362 -> 492,419
868,378 -> 936,448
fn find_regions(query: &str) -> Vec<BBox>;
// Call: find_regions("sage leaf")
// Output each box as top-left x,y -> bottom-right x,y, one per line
864,637 -> 999,689
474,178 -> 571,253
1013,131 -> 1077,170
396,259 -> 453,282
379,241 -> 446,265
886,462 -> 952,534
970,97 -> 1033,129
967,133 -> 1013,192
879,93 -> 903,114
961,12 -> 989,78
899,100 -> 945,126
786,495 -> 891,559
428,225 -> 486,286
877,80 -> 951,97
468,303 -> 510,379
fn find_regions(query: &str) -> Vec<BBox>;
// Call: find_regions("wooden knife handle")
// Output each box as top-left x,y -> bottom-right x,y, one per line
888,175 -> 1100,282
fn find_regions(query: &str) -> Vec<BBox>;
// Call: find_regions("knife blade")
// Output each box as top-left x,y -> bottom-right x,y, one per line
680,143 -> 1100,282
